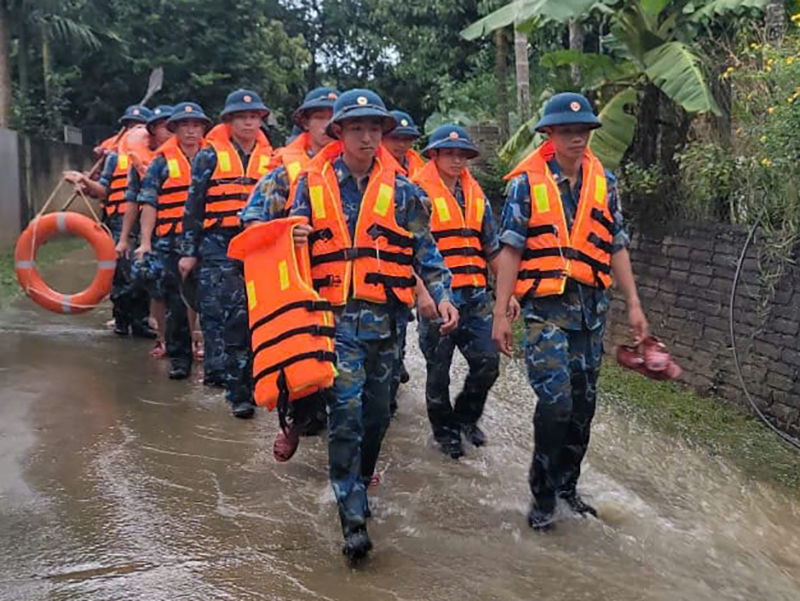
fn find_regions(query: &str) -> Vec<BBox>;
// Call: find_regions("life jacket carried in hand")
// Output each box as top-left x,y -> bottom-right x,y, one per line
504,140 -> 614,298
227,217 -> 337,428
155,137 -> 205,237
412,161 -> 487,290
305,141 -> 415,307
405,149 -> 425,180
104,126 -> 154,218
270,131 -> 312,215
204,123 -> 273,230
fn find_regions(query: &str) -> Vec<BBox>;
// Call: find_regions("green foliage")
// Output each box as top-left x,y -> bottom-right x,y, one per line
589,87 -> 637,169
674,141 -> 736,221
619,161 -> 664,199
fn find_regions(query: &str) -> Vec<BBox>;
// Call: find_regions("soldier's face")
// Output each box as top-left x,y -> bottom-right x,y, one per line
175,120 -> 206,146
303,108 -> 333,150
229,111 -> 263,143
336,118 -> 383,162
383,136 -> 414,164
150,122 -> 173,147
434,148 -> 470,180
546,125 -> 592,161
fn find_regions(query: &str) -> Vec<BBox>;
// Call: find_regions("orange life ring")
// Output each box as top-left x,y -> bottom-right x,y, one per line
15,212 -> 117,314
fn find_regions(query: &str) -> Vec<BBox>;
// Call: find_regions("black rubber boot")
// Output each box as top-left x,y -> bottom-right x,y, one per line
131,321 -> 158,340
560,492 -> 598,518
203,373 -> 225,388
527,497 -> 556,531
168,363 -> 190,380
113,321 -> 130,336
342,528 -> 373,561
399,363 -> 410,384
461,423 -> 486,447
437,436 -> 464,460
231,401 -> 256,419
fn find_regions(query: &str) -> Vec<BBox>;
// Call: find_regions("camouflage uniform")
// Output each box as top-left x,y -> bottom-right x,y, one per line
242,163 -> 327,434
500,160 -> 629,509
99,153 -> 149,330
181,145 -> 253,406
291,158 -> 452,539
137,155 -> 193,369
417,181 -> 501,444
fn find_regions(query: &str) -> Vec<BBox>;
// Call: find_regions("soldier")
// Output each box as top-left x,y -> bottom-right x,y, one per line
241,86 -> 339,458
381,109 -> 425,415
118,105 -> 174,358
290,89 -> 458,560
178,89 -> 273,418
492,93 -> 649,530
64,105 -> 156,339
412,124 -> 518,459
134,102 -> 211,379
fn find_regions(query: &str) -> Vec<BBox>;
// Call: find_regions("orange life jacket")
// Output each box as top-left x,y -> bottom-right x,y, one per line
227,217 -> 337,417
306,141 -> 415,307
413,161 -> 488,290
504,140 -> 614,298
270,132 -> 312,215
203,123 -> 273,230
405,149 -> 425,179
155,137 -> 205,237
105,126 -> 155,217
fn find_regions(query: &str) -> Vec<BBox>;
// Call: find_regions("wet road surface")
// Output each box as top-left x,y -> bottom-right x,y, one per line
1,250 -> 800,600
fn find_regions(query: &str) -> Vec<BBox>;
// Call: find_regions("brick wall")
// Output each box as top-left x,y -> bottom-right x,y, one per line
606,222 -> 800,436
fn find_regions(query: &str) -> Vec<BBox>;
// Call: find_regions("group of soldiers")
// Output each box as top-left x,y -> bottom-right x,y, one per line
65,86 -> 649,562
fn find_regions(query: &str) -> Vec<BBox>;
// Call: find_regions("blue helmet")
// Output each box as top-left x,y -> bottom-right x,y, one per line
386,111 -> 420,139
147,105 -> 173,131
292,87 -> 340,126
220,89 -> 270,119
326,89 -> 397,138
167,102 -> 212,131
534,92 -> 601,132
422,124 -> 479,159
119,104 -> 152,125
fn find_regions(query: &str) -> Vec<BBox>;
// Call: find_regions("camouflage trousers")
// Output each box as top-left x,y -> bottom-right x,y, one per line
389,307 -> 412,413
418,295 -> 499,442
132,249 -> 192,369
328,331 -> 396,538
107,215 -> 149,329
523,319 -> 605,507
197,258 -> 253,407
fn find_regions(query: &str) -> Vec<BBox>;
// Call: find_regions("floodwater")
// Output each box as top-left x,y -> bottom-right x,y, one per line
1,250 -> 799,601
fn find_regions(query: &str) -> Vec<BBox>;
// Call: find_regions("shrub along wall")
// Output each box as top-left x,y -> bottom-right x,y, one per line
606,221 -> 800,437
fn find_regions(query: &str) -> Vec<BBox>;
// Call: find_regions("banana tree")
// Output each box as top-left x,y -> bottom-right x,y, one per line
462,0 -> 769,169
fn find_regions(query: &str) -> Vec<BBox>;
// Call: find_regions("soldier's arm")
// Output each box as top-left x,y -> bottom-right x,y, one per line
180,148 -> 216,258
288,175 -> 313,245
137,157 -> 168,252
241,167 -> 291,227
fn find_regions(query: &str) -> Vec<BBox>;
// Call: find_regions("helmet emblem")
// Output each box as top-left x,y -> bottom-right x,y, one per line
133,109 -> 141,116
401,119 -> 409,127
570,101 -> 581,112
357,96 -> 368,106
185,105 -> 193,113
328,92 -> 338,100
155,109 -> 161,115
244,95 -> 252,103
449,131 -> 459,139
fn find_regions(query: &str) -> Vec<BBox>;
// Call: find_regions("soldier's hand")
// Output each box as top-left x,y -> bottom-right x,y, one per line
179,257 -> 198,280
416,289 -> 438,320
134,244 -> 151,263
63,170 -> 88,191
292,223 -> 313,246
115,239 -> 131,259
628,301 -> 649,345
492,312 -> 514,357
507,296 -> 521,322
437,301 -> 459,335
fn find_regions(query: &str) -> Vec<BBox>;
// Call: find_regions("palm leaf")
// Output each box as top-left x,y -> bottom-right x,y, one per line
589,87 -> 637,169
461,0 -> 601,40
643,41 -> 721,115
690,0 -> 769,21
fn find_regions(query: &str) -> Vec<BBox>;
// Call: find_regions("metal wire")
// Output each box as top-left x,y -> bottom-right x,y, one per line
729,219 -> 800,452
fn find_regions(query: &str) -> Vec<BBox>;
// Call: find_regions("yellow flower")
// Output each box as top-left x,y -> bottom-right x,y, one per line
792,13 -> 800,23
766,65 -> 773,72
760,135 -> 767,143
761,157 -> 773,168
751,43 -> 761,50
768,106 -> 776,114
788,56 -> 796,65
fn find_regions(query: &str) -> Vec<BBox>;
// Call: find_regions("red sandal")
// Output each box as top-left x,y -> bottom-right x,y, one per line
616,336 -> 682,381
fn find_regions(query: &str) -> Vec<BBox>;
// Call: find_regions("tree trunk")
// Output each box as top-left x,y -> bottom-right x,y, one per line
568,18 -> 584,85
765,0 -> 786,47
42,33 -> 51,105
513,24 -> 531,122
18,18 -> 29,101
0,3 -> 12,128
494,28 -> 509,139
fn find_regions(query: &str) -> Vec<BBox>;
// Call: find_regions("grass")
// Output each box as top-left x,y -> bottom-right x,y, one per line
600,362 -> 800,493
1,237 -> 87,308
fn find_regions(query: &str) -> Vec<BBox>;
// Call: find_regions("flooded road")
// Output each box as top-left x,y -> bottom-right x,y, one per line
2,251 -> 800,601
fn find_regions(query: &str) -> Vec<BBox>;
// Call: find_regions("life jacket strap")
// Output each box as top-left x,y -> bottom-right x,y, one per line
253,350 -> 338,386
440,247 -> 483,258
250,299 -> 333,332
252,324 -> 335,357
433,227 -> 481,241
366,223 -> 414,248
310,247 -> 413,267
